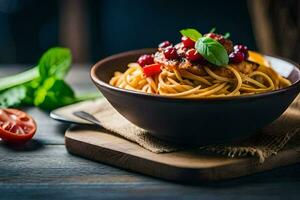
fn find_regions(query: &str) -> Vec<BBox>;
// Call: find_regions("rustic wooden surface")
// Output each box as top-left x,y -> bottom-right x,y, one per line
65,125 -> 300,182
1,65 -> 300,200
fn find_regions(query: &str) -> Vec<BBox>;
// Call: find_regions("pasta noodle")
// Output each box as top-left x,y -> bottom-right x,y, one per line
109,61 -> 292,98
109,29 -> 293,98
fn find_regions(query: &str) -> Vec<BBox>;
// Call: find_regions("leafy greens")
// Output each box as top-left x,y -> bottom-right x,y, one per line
195,37 -> 229,66
0,47 -> 100,110
180,28 -> 230,66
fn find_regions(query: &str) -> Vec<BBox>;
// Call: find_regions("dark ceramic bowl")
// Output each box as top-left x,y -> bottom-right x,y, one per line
91,49 -> 300,145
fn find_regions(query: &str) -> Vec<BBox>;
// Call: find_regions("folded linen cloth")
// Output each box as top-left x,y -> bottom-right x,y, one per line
91,95 -> 300,163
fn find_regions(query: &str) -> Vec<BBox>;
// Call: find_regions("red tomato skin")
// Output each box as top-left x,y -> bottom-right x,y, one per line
0,129 -> 36,144
0,109 -> 37,144
143,63 -> 161,77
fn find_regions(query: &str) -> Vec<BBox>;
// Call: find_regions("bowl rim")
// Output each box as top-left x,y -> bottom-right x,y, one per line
91,48 -> 300,102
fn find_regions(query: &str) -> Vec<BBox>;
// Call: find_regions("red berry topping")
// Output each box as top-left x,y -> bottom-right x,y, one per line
234,44 -> 248,53
159,41 -> 172,48
229,51 -> 244,63
181,36 -> 195,48
206,33 -> 226,45
138,54 -> 154,67
185,49 -> 203,62
163,47 -> 178,60
205,33 -> 224,40
234,45 -> 248,58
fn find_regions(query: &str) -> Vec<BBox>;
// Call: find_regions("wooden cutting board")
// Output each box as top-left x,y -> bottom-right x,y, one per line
65,125 -> 300,182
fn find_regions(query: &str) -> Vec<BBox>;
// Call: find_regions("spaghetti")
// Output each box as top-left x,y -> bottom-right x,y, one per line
109,29 -> 291,98
109,60 -> 291,98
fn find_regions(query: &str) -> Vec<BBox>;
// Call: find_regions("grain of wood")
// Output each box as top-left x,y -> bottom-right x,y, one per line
65,126 -> 300,182
1,66 -> 300,200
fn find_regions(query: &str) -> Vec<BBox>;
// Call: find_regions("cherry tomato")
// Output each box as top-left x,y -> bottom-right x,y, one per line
0,109 -> 37,144
181,36 -> 195,48
143,63 -> 161,77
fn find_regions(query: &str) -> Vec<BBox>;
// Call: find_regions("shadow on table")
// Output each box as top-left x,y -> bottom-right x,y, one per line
0,139 -> 44,152
55,123 -> 72,136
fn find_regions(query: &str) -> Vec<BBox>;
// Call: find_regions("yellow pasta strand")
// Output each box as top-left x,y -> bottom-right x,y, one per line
109,61 -> 291,98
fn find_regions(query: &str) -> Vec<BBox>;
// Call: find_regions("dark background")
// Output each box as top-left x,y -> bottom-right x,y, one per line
0,0 -> 298,64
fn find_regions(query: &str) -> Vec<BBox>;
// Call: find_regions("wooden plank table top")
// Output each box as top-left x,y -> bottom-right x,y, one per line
1,65 -> 300,200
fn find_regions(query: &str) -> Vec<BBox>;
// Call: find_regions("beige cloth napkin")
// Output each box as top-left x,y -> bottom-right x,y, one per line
93,95 -> 300,163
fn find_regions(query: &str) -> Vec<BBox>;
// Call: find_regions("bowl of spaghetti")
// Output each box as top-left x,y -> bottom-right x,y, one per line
91,28 -> 300,145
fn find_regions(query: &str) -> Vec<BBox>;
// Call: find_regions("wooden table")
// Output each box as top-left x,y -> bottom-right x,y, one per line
1,65 -> 300,200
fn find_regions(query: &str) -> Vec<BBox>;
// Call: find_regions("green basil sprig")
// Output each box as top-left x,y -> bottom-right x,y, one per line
180,28 -> 202,41
195,37 -> 229,66
0,47 -> 100,110
180,28 -> 229,66
38,47 -> 71,80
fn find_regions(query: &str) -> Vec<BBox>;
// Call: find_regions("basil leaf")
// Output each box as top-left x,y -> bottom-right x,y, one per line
195,37 -> 229,66
0,47 -> 99,111
180,28 -> 202,41
34,77 -> 75,110
38,47 -> 72,80
0,86 -> 27,108
223,32 -> 230,39
22,78 -> 42,105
